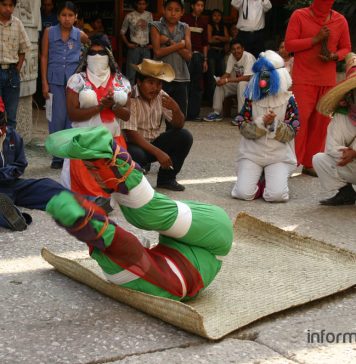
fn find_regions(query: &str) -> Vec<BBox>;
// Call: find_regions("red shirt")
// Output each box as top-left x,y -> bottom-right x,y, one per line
285,8 -> 351,86
182,13 -> 208,53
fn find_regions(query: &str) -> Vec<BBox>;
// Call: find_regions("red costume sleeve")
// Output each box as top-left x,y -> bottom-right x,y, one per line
285,10 -> 314,53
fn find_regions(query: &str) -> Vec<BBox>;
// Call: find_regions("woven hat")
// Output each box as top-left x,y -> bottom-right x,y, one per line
131,59 -> 175,82
317,52 -> 356,116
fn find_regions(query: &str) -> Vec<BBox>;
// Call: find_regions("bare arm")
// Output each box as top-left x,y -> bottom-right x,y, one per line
16,53 -> 25,72
120,32 -> 137,49
40,28 -> 50,99
151,26 -> 185,58
80,31 -> 89,44
177,27 -> 192,61
162,95 -> 185,128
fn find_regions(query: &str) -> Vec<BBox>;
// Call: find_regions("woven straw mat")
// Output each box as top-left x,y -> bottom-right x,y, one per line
41,212 -> 356,340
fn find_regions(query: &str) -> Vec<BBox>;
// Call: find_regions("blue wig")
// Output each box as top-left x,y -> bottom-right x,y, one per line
244,56 -> 281,101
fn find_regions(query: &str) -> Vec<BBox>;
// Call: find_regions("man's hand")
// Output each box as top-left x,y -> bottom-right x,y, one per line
156,149 -> 173,169
42,81 -> 50,99
216,77 -> 228,86
319,52 -> 338,63
313,26 -> 330,44
127,43 -> 138,49
162,94 -> 178,112
263,110 -> 276,126
337,147 -> 356,166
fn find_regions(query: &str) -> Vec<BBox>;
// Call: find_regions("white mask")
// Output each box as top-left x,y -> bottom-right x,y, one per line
87,54 -> 111,88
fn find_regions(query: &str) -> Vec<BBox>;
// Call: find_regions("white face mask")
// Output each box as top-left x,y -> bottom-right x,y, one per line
87,54 -> 109,76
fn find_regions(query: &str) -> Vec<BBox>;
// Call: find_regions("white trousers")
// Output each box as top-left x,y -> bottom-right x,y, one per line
312,152 -> 356,196
213,81 -> 248,114
231,159 -> 294,202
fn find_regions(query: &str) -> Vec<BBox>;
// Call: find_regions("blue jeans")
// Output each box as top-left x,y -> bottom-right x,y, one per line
0,66 -> 20,129
126,46 -> 151,85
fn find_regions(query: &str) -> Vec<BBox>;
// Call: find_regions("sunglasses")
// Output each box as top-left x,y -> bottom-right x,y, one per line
88,50 -> 107,56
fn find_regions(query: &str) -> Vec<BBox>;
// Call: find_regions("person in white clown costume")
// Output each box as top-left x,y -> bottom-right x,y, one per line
45,126 -> 233,301
231,50 -> 300,202
313,52 -> 356,206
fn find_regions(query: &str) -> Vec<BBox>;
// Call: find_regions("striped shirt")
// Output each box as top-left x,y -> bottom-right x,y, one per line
0,16 -> 31,64
123,85 -> 172,142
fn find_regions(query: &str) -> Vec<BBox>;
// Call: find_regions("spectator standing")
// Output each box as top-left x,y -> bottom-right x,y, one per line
285,0 -> 351,176
182,0 -> 208,120
0,0 -> 31,129
123,59 -> 193,192
120,0 -> 153,86
150,0 -> 192,118
204,39 -> 255,122
206,9 -> 229,105
41,1 -> 88,169
231,0 -> 272,58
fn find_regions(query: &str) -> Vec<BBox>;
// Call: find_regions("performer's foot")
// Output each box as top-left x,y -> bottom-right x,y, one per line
157,180 -> 185,191
0,193 -> 27,231
319,184 -> 356,206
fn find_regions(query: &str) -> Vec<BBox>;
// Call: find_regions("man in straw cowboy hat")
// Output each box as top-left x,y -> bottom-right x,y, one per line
313,52 -> 356,206
285,0 -> 351,176
122,58 -> 193,191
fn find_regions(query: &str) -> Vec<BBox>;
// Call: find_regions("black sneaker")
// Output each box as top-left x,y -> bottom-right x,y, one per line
51,160 -> 64,169
156,181 -> 185,191
0,194 -> 27,231
93,196 -> 113,214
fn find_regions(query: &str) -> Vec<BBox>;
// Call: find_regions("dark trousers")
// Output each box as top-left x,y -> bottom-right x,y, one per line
187,52 -> 204,119
238,29 -> 265,59
127,128 -> 193,184
163,81 -> 188,118
206,48 -> 226,105
0,66 -> 20,129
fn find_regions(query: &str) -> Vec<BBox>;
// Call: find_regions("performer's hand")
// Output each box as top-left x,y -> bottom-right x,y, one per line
263,110 -> 276,125
100,95 -> 115,109
313,26 -> 330,44
156,149 -> 173,169
337,147 -> 356,166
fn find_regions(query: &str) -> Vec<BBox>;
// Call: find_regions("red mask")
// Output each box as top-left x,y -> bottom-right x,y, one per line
310,0 -> 334,22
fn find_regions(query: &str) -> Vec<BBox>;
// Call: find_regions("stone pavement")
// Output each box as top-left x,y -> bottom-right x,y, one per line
1,111 -> 356,363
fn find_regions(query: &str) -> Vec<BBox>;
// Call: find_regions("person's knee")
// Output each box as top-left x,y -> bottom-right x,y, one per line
312,153 -> 325,170
263,187 -> 289,202
172,128 -> 193,149
231,182 -> 257,200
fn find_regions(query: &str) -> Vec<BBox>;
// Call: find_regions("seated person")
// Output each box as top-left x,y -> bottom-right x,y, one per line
0,97 -> 65,231
231,51 -> 299,202
203,39 -> 255,122
122,59 -> 193,192
313,52 -> 356,206
45,125 -> 233,301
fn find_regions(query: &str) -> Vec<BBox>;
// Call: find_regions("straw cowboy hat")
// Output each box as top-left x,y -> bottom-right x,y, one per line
131,59 -> 175,82
317,52 -> 356,116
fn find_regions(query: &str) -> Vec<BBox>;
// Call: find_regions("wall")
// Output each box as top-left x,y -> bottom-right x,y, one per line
14,0 -> 41,144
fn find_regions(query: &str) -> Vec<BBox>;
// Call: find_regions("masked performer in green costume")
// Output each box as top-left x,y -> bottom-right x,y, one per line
45,126 -> 233,301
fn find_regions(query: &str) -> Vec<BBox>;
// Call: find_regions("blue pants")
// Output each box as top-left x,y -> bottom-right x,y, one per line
0,178 -> 65,229
48,83 -> 72,163
0,67 -> 20,129
126,47 -> 151,85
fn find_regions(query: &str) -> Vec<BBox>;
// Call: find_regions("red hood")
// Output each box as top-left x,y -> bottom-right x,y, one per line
310,0 -> 335,22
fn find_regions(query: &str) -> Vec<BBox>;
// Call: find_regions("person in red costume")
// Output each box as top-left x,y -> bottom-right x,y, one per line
285,0 -> 351,176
